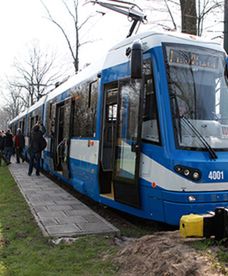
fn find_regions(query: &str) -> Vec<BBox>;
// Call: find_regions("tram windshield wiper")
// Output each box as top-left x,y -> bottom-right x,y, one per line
181,116 -> 218,160
170,92 -> 183,143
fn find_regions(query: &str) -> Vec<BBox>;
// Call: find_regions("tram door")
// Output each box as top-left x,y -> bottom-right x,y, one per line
54,99 -> 72,178
100,79 -> 143,208
100,84 -> 118,195
113,79 -> 143,208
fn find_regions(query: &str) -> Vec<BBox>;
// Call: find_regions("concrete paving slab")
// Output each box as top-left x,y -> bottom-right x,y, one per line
9,161 -> 119,238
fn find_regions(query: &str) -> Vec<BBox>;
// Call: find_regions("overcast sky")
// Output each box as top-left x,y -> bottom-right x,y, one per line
0,0 -> 134,78
0,0 -> 224,79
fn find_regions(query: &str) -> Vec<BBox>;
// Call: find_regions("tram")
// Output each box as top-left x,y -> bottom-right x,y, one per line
9,29 -> 228,225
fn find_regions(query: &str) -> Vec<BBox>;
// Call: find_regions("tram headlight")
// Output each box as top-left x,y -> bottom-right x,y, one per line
174,165 -> 201,181
192,171 -> 200,180
184,169 -> 190,176
188,195 -> 196,202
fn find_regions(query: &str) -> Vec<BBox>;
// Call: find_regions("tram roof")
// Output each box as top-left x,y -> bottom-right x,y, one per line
9,56 -> 106,125
10,30 -> 224,126
110,30 -> 222,51
103,30 -> 224,69
45,55 -> 106,103
9,95 -> 47,125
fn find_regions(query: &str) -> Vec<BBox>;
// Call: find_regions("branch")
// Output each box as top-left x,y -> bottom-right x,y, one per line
164,0 -> 177,30
41,0 -> 76,61
78,14 -> 97,30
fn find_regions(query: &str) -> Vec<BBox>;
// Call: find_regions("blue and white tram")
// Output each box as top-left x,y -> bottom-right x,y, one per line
10,31 -> 228,225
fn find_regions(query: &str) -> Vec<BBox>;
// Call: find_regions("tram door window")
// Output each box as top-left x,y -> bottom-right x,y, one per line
57,105 -> 64,145
103,87 -> 118,170
48,102 -> 57,167
99,83 -> 118,195
142,59 -> 160,144
29,117 -> 35,135
55,99 -> 72,178
112,79 -> 143,208
21,119 -> 25,135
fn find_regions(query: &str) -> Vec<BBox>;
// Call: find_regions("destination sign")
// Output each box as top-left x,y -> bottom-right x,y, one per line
168,48 -> 218,69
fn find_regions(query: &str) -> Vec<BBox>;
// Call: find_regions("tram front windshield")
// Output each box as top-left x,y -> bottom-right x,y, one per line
164,44 -> 228,150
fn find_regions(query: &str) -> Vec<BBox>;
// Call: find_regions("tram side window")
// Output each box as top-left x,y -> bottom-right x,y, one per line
88,80 -> 98,137
12,124 -> 17,135
142,59 -> 160,144
45,102 -> 53,136
19,121 -> 22,131
18,120 -> 25,135
72,80 -> 98,138
21,119 -> 25,134
29,117 -> 35,136
72,83 -> 88,137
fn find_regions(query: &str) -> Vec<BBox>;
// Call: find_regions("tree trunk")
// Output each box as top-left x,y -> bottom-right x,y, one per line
180,0 -> 197,35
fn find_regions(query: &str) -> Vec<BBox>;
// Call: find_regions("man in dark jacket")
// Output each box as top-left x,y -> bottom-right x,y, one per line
14,128 -> 25,163
0,131 -> 7,165
28,123 -> 46,176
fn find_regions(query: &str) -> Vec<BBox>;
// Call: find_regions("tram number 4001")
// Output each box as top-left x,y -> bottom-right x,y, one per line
208,171 -> 224,180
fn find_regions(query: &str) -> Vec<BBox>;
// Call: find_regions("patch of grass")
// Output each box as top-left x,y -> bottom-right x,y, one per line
0,166 -> 119,275
192,238 -> 214,251
192,238 -> 228,274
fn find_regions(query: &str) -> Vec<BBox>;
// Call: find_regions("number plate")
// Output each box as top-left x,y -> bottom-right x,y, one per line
208,171 -> 224,180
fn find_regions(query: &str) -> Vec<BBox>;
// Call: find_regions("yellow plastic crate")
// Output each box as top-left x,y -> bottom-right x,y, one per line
180,214 -> 204,238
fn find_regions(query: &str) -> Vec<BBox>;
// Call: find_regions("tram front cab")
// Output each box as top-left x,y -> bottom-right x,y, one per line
159,43 -> 228,225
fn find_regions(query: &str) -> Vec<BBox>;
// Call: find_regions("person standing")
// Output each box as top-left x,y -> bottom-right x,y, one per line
28,123 -> 46,176
14,128 -> 25,163
4,129 -> 14,165
0,131 -> 6,166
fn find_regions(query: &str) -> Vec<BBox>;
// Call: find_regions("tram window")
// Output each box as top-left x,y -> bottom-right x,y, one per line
142,59 -> 160,144
29,116 -> 35,135
12,124 -> 16,135
72,83 -> 88,137
63,99 -> 71,139
88,80 -> 98,137
72,80 -> 98,138
45,102 -> 53,136
108,104 -> 117,121
21,119 -> 25,134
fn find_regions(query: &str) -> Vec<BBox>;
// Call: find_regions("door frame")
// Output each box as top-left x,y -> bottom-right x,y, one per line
52,98 -> 73,178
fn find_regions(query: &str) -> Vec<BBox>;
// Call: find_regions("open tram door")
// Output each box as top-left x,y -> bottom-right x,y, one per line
112,78 -> 143,208
100,41 -> 144,208
53,98 -> 72,178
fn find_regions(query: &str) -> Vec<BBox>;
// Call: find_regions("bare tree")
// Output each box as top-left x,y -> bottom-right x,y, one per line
0,108 -> 10,130
197,0 -> 222,36
41,0 -> 97,74
180,0 -> 197,34
11,41 -> 60,106
164,0 -> 177,30
1,84 -> 25,121
145,0 -> 222,38
144,0 -> 180,31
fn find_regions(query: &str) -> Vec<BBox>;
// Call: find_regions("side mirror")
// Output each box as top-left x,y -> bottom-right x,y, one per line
131,41 -> 143,79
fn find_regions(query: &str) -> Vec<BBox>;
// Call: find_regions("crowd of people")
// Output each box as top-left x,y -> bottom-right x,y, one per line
0,122 -> 46,176
0,128 -> 24,166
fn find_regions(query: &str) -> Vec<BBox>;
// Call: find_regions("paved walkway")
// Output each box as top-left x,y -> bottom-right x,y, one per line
9,161 -> 119,238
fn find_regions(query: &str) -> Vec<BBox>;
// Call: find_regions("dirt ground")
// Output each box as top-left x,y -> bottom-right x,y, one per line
53,180 -> 227,275
113,231 -> 226,276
